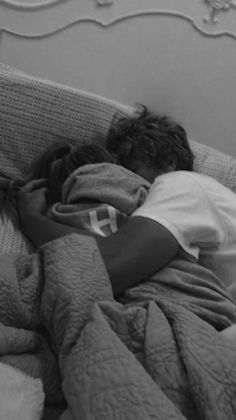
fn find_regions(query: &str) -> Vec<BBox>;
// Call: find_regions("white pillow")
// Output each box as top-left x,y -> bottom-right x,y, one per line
0,362 -> 44,420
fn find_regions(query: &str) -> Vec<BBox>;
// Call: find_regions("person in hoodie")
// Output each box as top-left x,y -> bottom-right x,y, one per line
0,142 -> 149,238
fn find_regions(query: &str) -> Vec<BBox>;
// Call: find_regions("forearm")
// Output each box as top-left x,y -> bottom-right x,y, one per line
20,213 -> 179,297
20,213 -> 146,295
20,212 -> 92,249
19,211 -> 124,293
96,217 -> 180,296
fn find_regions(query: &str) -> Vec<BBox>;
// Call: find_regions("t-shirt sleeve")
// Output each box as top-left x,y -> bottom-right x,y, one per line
131,172 -> 226,260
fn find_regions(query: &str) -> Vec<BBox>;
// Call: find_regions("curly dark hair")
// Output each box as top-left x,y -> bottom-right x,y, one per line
45,142 -> 115,203
106,106 -> 194,173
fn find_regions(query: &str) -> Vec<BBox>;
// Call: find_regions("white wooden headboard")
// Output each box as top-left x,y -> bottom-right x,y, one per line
0,0 -> 236,157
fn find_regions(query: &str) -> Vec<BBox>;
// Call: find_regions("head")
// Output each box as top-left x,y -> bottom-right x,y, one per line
45,143 -> 115,203
0,142 -> 115,221
106,106 -> 194,183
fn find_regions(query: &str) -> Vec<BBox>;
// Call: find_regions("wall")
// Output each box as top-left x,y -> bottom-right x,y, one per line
0,0 -> 236,156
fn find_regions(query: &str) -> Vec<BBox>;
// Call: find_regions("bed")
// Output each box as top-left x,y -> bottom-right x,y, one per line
1,2 -> 236,420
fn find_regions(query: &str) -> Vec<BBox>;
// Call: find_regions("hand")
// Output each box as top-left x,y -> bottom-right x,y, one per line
17,179 -> 48,217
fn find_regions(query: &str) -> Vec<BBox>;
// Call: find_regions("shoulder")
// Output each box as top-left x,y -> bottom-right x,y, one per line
133,171 -> 212,224
153,170 -> 211,189
148,171 -> 210,202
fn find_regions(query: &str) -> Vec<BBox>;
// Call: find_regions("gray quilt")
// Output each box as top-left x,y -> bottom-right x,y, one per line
1,233 -> 236,419
0,163 -> 236,419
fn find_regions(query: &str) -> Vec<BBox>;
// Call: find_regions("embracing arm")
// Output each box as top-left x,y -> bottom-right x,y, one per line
21,211 -> 180,296
17,179 -> 180,295
96,215 -> 180,295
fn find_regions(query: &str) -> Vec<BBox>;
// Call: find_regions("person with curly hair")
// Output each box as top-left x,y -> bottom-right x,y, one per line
17,106 -> 236,300
0,142 -> 149,239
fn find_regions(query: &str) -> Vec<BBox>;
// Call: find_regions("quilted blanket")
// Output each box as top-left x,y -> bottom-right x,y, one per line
1,233 -> 236,420
42,235 -> 236,420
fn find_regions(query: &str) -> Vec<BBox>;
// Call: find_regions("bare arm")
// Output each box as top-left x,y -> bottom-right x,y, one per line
20,210 -> 180,296
96,215 -> 180,295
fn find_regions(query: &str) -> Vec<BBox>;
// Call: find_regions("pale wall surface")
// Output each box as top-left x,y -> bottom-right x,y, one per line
0,0 -> 236,156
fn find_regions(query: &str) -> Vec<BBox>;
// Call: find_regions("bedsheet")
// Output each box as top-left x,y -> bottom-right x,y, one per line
1,233 -> 236,419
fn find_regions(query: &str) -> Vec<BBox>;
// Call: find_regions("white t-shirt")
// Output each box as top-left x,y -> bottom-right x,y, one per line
132,171 -> 236,300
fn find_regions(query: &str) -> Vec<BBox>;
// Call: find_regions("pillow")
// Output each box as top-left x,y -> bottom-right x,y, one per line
0,62 -> 134,180
191,139 -> 236,193
0,362 -> 44,420
0,62 -> 134,255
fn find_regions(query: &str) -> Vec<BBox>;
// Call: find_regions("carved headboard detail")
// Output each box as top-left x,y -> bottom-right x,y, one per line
1,0 -> 236,39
